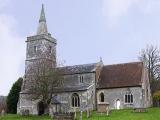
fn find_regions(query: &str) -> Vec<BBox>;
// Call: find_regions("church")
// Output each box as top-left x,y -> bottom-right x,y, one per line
17,5 -> 152,115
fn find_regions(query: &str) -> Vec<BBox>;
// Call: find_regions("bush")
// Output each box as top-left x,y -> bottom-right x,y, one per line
6,77 -> 23,114
153,90 -> 160,101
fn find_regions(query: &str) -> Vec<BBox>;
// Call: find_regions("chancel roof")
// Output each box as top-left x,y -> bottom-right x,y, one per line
97,62 -> 143,89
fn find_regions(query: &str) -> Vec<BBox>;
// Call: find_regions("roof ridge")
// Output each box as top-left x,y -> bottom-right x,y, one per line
104,61 -> 142,67
58,62 -> 98,68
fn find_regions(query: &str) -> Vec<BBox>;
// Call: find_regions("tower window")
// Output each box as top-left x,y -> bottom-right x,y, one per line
34,46 -> 37,53
49,46 -> 52,53
79,75 -> 84,83
125,94 -> 133,103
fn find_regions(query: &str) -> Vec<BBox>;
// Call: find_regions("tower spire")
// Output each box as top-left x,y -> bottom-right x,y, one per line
37,4 -> 48,35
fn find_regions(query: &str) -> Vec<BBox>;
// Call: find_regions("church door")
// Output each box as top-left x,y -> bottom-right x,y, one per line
116,99 -> 120,110
38,101 -> 45,115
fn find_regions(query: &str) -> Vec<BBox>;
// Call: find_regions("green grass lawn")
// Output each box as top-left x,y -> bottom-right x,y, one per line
0,108 -> 160,120
77,107 -> 160,120
0,114 -> 50,120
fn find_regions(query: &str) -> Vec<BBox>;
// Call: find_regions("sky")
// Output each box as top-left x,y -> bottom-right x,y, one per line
1,0 -> 160,95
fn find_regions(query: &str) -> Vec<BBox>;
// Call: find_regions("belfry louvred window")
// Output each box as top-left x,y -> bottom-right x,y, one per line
49,46 -> 52,53
34,46 -> 37,53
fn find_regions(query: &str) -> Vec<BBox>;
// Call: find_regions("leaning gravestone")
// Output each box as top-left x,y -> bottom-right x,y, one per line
86,105 -> 92,118
80,111 -> 83,120
87,108 -> 90,118
20,109 -> 29,116
106,105 -> 110,116
1,109 -> 5,117
74,108 -> 76,119
53,112 -> 74,120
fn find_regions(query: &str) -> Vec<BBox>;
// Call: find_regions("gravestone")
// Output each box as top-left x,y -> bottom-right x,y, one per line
53,113 -> 74,120
80,111 -> 82,120
20,109 -> 29,116
1,109 -> 5,117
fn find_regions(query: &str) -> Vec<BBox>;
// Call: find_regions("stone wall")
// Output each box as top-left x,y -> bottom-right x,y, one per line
26,36 -> 56,61
62,73 -> 95,87
97,87 -> 143,109
51,85 -> 95,114
17,93 -> 38,115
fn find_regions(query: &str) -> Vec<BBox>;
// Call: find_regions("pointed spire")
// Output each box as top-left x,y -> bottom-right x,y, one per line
39,4 -> 46,22
37,4 -> 48,35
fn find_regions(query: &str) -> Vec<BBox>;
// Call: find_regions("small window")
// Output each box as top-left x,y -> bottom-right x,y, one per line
49,46 -> 52,53
99,92 -> 104,102
125,94 -> 133,103
80,75 -> 84,83
34,46 -> 37,53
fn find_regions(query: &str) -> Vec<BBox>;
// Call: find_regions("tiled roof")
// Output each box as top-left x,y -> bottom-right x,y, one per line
58,63 -> 98,75
97,62 -> 143,89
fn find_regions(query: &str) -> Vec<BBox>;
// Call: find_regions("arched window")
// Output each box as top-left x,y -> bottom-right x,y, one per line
99,92 -> 104,102
125,93 -> 133,103
72,93 -> 80,107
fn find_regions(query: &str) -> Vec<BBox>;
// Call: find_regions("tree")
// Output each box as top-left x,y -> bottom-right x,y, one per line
139,45 -> 160,83
153,90 -> 160,107
6,77 -> 23,113
25,58 -> 63,113
0,96 -> 7,113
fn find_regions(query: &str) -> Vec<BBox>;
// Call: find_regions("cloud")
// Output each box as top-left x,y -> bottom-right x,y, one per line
102,0 -> 136,28
102,0 -> 160,28
0,13 -> 25,95
102,0 -> 134,17
0,0 -> 10,11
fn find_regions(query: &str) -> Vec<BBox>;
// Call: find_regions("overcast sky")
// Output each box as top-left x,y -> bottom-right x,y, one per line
1,0 -> 160,95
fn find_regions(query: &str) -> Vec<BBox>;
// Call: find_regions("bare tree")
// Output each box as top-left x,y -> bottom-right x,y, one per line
139,45 -> 160,83
23,52 -> 64,112
0,96 -> 7,113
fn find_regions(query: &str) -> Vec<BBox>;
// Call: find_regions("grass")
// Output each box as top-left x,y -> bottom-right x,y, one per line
0,108 -> 160,120
76,107 -> 160,120
0,114 -> 50,120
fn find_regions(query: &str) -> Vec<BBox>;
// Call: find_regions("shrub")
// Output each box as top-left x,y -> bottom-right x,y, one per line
6,77 -> 23,114
153,90 -> 160,101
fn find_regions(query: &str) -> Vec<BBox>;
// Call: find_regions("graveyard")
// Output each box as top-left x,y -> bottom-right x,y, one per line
0,108 -> 160,120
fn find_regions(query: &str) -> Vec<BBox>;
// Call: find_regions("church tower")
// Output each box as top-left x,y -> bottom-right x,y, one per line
18,5 -> 57,115
26,4 -> 56,68
17,5 -> 57,114
22,4 -> 57,91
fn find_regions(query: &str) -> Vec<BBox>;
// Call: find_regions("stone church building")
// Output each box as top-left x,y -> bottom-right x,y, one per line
17,5 -> 152,115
